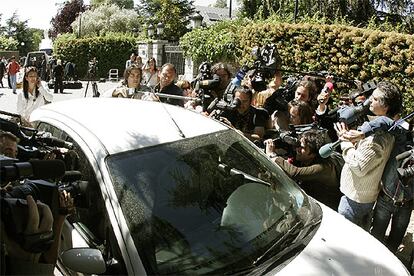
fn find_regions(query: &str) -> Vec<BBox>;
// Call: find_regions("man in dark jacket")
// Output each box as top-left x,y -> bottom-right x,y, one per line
154,63 -> 183,107
53,59 -> 64,94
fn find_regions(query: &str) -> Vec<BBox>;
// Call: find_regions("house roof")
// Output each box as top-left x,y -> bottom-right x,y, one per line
194,5 -> 231,26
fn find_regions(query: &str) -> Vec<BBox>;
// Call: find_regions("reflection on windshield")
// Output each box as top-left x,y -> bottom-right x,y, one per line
107,130 -> 320,275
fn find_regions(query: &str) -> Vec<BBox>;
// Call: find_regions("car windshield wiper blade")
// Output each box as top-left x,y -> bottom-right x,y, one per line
218,163 -> 270,186
253,221 -> 302,266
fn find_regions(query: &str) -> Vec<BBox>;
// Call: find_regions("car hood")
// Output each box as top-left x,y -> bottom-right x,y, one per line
275,203 -> 409,276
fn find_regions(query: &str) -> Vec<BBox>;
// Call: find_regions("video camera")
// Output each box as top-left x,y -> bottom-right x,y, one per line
1,155 -> 89,253
192,62 -> 221,111
250,44 -> 282,92
328,80 -> 377,128
0,111 -> 73,161
263,123 -> 324,157
208,44 -> 282,117
88,59 -> 98,79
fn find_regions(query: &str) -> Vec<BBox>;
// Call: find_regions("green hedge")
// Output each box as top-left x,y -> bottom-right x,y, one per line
53,33 -> 137,80
181,20 -> 414,114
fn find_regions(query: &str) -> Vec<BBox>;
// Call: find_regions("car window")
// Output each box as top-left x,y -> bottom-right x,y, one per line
36,122 -> 127,274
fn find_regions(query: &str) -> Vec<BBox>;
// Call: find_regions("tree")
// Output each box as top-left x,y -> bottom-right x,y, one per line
50,0 -> 85,38
91,0 -> 134,9
3,13 -> 39,56
138,0 -> 194,41
71,4 -> 142,36
213,0 -> 228,8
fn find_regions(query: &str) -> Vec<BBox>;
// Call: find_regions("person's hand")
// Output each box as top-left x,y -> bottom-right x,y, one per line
264,139 -> 275,156
343,129 -> 365,144
334,122 -> 350,142
1,195 -> 54,263
317,90 -> 330,105
219,117 -> 234,128
25,195 -> 53,235
58,190 -> 75,216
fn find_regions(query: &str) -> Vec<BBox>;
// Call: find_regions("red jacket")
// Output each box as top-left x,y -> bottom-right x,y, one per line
8,61 -> 20,75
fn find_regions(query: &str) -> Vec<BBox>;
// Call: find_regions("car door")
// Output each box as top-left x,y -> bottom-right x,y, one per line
36,122 -> 128,275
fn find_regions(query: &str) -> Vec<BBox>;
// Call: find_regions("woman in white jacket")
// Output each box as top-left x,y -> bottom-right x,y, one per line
17,66 -> 53,126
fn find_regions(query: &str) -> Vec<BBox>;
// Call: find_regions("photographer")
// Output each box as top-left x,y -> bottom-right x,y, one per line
265,129 -> 343,210
270,99 -> 314,131
334,81 -> 401,230
220,86 -> 269,141
211,62 -> 231,100
0,132 -> 18,159
108,65 -> 151,99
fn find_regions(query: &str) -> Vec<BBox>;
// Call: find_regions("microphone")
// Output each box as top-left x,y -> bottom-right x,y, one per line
231,65 -> 249,87
1,159 -> 66,184
319,82 -> 334,103
319,140 -> 341,158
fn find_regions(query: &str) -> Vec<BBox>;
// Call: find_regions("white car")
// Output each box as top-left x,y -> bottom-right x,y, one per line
30,98 -> 409,275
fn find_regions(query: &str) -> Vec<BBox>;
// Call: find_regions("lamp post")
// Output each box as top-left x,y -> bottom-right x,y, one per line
156,22 -> 165,39
191,11 -> 203,29
147,23 -> 155,38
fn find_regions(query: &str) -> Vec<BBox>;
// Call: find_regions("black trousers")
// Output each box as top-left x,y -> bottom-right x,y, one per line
54,77 -> 64,93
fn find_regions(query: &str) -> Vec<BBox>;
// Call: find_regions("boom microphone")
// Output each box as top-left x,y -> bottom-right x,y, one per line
1,159 -> 66,184
319,140 -> 341,158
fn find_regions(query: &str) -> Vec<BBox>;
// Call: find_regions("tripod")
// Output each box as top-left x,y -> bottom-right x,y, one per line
84,72 -> 100,98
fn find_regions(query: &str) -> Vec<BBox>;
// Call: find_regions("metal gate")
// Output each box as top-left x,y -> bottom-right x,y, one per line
163,45 -> 185,76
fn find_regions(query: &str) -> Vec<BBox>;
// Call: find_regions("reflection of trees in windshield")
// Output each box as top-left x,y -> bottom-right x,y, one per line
107,130 -> 311,275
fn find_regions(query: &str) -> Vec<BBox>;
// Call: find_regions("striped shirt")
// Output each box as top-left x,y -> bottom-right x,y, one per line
340,131 -> 395,203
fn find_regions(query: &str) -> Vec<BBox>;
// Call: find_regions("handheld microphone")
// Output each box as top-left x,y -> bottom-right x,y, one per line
1,159 -> 66,184
319,140 -> 341,158
319,82 -> 334,103
231,65 -> 249,87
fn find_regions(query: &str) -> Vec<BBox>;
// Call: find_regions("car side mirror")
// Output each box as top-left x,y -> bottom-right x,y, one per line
60,248 -> 106,274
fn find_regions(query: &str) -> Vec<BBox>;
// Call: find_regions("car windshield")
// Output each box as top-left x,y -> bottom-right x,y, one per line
107,129 -> 321,274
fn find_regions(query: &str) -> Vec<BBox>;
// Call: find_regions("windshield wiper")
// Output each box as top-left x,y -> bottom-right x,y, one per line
218,163 -> 271,186
253,221 -> 303,266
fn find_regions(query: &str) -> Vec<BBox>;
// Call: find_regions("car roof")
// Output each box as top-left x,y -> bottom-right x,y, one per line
31,98 -> 228,154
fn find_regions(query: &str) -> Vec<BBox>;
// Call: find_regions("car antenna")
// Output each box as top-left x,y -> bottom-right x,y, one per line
146,85 -> 186,139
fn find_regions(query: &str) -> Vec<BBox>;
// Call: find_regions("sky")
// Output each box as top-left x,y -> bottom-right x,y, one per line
1,0 -> 219,30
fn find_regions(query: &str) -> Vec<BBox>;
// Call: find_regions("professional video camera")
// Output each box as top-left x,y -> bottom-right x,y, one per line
192,62 -> 221,111
263,123 -> 325,157
208,44 -> 282,117
250,44 -> 282,92
1,156 -> 89,253
0,110 -> 73,161
88,58 -> 98,79
328,80 -> 377,128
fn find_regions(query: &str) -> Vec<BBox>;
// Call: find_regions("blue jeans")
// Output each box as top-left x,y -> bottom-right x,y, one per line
10,74 -> 16,92
338,195 -> 375,231
370,193 -> 413,252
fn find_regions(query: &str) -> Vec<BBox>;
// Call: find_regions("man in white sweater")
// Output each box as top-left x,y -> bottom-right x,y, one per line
334,81 -> 402,230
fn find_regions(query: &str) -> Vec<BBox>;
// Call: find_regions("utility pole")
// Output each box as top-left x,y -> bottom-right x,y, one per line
229,0 -> 232,18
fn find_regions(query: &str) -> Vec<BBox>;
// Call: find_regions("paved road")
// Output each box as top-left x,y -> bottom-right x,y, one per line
0,79 -> 119,114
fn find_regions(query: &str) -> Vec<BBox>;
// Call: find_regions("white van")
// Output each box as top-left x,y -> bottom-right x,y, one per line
30,99 -> 409,275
